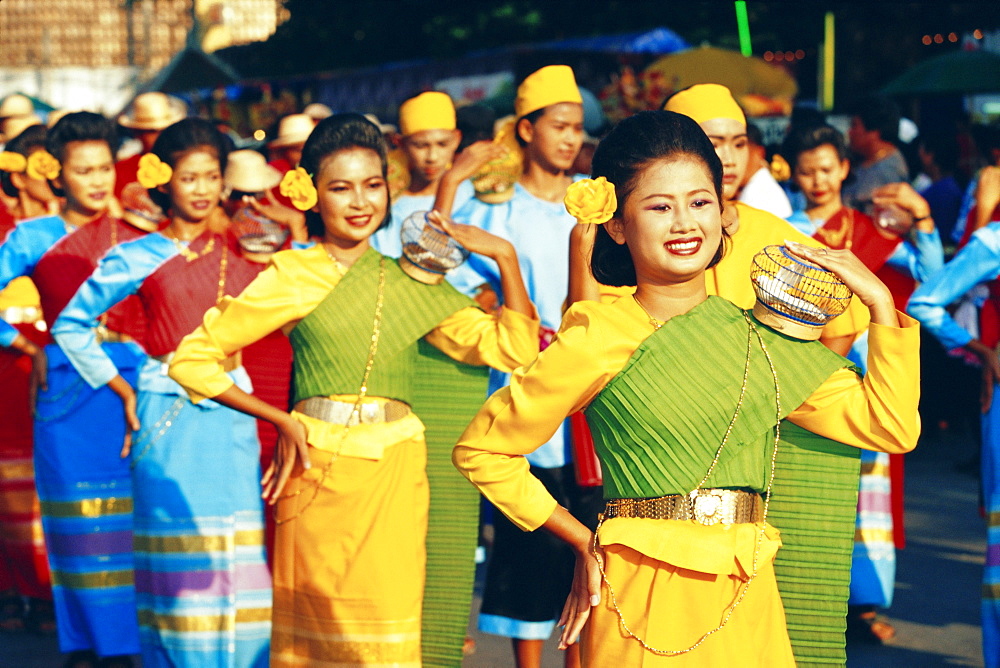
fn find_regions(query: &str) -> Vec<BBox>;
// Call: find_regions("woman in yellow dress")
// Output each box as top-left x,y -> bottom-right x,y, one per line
453,110 -> 920,666
168,113 -> 540,666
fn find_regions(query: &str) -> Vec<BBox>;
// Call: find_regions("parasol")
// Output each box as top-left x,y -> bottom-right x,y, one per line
882,49 -> 1000,96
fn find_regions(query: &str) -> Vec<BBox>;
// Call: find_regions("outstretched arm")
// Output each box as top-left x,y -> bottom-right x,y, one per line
433,210 -> 533,318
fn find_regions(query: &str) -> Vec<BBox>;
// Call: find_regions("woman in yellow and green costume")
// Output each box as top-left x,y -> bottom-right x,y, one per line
454,110 -> 920,666
168,114 -> 539,667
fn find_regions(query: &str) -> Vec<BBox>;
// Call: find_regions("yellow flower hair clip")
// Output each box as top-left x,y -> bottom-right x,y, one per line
564,176 -> 617,225
770,154 -> 790,183
0,151 -> 27,173
25,150 -> 61,181
136,153 -> 173,189
279,166 -> 318,211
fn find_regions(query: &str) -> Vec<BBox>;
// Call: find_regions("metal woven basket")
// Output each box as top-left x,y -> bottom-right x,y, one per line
399,211 -> 470,284
750,245 -> 853,340
231,206 -> 289,255
120,181 -> 166,232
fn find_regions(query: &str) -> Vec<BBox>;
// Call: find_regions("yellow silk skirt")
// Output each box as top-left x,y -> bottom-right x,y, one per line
271,429 -> 428,667
582,518 -> 795,667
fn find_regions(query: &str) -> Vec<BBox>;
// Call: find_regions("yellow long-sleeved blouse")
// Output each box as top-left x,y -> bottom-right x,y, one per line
453,295 -> 920,532
169,244 -> 540,457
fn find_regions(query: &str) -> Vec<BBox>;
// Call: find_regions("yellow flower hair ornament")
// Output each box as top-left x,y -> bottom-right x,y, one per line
770,154 -> 791,183
279,166 -> 318,211
136,153 -> 173,188
25,150 -> 61,181
564,176 -> 617,225
0,151 -> 27,173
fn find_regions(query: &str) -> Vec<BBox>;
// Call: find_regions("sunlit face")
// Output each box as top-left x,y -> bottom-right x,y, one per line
699,117 -> 748,201
164,148 -> 223,223
56,140 -> 115,217
793,144 -> 850,209
519,102 -> 584,173
313,147 -> 388,247
402,128 -> 461,186
607,156 -> 723,286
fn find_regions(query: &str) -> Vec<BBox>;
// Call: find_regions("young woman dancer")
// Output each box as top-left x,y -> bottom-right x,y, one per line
454,110 -> 920,666
167,114 -> 539,666
0,123 -> 55,636
0,112 -> 148,668
53,118 -> 271,668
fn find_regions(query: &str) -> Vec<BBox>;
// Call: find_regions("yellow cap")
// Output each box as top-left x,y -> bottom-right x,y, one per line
663,83 -> 746,127
398,92 -> 456,136
515,65 -> 583,119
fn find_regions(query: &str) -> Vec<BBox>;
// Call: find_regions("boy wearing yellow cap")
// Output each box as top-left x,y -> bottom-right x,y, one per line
371,91 -> 476,257
450,64 -> 598,668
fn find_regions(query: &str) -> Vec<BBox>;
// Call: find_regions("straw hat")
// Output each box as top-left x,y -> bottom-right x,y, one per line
46,109 -> 70,128
224,150 -> 282,193
1,114 -> 42,142
268,114 -> 315,148
0,94 -> 36,119
303,103 -> 333,121
118,92 -> 187,131
363,113 -> 398,136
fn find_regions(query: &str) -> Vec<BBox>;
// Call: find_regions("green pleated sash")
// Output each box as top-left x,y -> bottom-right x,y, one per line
585,296 -> 861,666
290,248 -> 475,405
290,249 -> 489,666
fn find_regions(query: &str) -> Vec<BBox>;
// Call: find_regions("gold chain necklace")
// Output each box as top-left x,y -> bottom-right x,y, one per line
170,234 -> 216,262
274,255 -> 387,525
632,294 -> 664,329
594,312 -> 783,656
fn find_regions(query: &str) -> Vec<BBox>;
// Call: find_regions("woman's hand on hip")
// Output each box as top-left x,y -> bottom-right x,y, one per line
262,415 -> 310,504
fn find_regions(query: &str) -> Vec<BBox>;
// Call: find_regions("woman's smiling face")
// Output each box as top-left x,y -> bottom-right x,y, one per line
313,147 -> 388,247
607,155 -> 723,286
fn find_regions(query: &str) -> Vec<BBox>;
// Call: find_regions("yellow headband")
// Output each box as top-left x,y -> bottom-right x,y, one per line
398,92 -> 456,136
663,83 -> 746,127
515,65 -> 583,119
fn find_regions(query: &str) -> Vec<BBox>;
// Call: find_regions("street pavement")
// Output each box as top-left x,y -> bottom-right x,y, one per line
0,427 -> 987,667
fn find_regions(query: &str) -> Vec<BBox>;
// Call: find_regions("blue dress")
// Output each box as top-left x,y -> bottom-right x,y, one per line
909,222 -> 1000,667
53,231 -> 271,668
0,214 -> 144,658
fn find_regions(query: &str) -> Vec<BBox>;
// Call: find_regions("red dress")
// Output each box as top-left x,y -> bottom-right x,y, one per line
0,205 -> 50,601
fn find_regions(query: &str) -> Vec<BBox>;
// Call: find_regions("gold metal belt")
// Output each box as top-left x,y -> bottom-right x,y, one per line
294,396 -> 411,426
153,351 -> 242,372
603,489 -> 762,526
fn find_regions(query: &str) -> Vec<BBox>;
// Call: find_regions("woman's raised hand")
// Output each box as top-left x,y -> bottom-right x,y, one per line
784,241 -> 898,326
429,210 -> 514,262
261,415 -> 310,504
445,140 -> 507,185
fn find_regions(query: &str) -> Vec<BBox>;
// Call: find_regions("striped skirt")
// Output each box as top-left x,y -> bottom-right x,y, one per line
0,324 -> 50,600
131,362 -> 271,668
848,451 -> 896,608
982,385 -> 1000,668
33,342 -> 144,657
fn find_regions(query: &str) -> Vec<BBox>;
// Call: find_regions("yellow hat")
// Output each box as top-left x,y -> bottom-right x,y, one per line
398,92 -> 456,136
515,65 -> 583,119
663,83 -> 746,127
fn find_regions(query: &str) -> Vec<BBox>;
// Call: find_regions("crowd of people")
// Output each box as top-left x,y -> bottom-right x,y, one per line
0,60 -> 996,668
